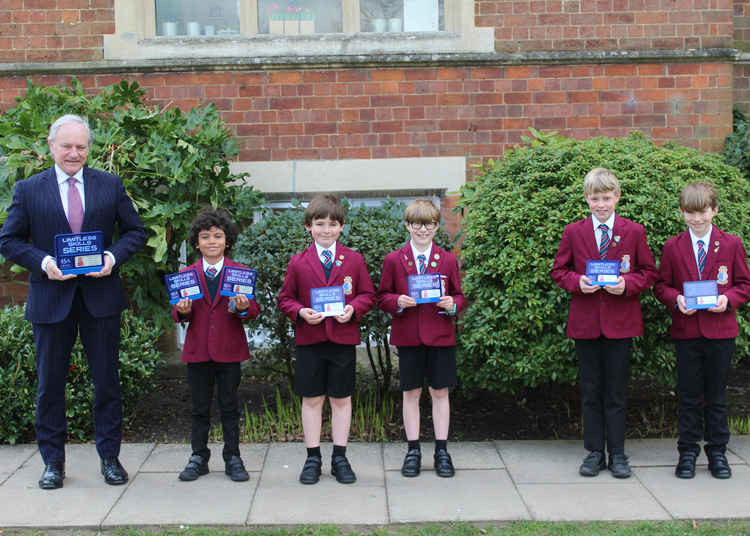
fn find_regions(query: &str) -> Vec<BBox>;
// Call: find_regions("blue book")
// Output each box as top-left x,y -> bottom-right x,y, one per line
684,280 -> 718,310
586,260 -> 620,286
165,269 -> 204,305
54,231 -> 104,275
408,273 -> 443,303
310,286 -> 345,317
220,266 -> 257,299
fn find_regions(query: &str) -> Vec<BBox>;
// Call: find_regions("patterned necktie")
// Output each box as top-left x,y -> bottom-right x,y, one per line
321,250 -> 333,270
697,240 -> 706,279
67,177 -> 83,233
205,266 -> 218,279
598,224 -> 609,260
417,254 -> 427,274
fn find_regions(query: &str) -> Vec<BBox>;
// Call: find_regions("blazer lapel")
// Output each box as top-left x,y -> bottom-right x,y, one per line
678,231 -> 700,281
398,243 -> 418,275
702,228 -> 721,280
80,166 -> 96,232
45,169 -> 70,231
304,244 -> 328,285
427,246 -> 444,274
584,216 -> 600,260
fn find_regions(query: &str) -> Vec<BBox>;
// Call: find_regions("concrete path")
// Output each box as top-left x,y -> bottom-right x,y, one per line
2,437 -> 750,529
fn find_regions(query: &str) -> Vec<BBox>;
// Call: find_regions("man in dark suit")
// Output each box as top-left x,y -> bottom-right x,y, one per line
0,114 -> 146,489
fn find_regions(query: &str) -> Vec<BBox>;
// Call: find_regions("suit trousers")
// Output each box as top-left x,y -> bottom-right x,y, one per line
32,288 -> 122,463
187,361 -> 242,462
575,337 -> 631,455
675,338 -> 734,455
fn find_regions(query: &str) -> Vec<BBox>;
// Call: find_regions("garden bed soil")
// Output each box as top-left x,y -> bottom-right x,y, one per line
122,356 -> 750,443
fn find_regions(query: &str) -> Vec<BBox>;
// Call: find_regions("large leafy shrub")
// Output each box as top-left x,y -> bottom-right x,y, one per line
233,199 -> 448,394
0,78 -> 263,327
0,305 -> 163,444
457,130 -> 750,393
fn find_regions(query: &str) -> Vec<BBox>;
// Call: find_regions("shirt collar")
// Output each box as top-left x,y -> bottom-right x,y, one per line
54,164 -> 84,185
410,240 -> 432,263
202,257 -> 224,273
689,226 -> 712,247
315,241 -> 336,259
592,212 -> 615,231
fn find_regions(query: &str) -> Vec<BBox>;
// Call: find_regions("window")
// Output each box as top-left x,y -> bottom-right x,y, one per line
104,0 -> 492,59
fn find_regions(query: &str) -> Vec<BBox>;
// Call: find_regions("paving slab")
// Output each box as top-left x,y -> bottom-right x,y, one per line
386,468 -> 529,522
104,471 -> 257,526
248,443 -> 387,524
0,443 -> 152,528
140,443 -> 268,473
636,465 -> 750,519
728,435 -> 750,464
0,444 -> 37,485
383,441 -> 504,472
517,480 -> 670,521
496,440 -> 588,484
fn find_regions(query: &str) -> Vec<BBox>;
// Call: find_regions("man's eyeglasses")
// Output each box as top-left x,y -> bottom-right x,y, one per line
408,221 -> 437,231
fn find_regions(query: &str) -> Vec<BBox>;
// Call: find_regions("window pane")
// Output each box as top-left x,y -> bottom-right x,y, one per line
360,0 -> 444,32
155,0 -> 241,36
258,0 -> 342,34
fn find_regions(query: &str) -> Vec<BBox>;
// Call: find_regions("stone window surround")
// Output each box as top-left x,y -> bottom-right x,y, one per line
104,0 -> 494,60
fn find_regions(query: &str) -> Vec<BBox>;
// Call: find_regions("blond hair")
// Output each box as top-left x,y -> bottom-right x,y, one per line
404,199 -> 440,224
583,167 -> 620,196
679,182 -> 718,212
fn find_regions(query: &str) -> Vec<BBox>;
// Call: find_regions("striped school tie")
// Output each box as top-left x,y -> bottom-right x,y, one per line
697,240 -> 706,279
598,224 -> 609,260
321,250 -> 333,270
205,266 -> 218,279
417,254 -> 427,274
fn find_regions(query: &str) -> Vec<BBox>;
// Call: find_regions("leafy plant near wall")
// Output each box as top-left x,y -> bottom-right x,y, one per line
0,305 -> 162,444
457,129 -> 750,394
0,78 -> 263,328
234,198 -> 449,396
723,106 -> 750,178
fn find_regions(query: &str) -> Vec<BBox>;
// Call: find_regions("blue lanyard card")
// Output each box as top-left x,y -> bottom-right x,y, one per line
684,280 -> 718,310
310,286 -> 345,317
586,260 -> 620,286
54,231 -> 104,275
165,269 -> 204,304
408,273 -> 443,303
220,266 -> 257,299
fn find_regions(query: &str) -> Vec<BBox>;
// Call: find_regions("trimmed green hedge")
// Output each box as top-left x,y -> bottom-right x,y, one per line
0,306 -> 163,444
457,130 -> 750,393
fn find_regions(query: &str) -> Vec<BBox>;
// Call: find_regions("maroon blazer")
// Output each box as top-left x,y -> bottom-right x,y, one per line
377,243 -> 466,347
653,227 -> 750,339
278,243 -> 375,346
550,215 -> 658,339
171,258 -> 260,363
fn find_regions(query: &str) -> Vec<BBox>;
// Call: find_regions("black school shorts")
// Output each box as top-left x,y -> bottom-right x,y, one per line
294,342 -> 356,398
397,345 -> 457,391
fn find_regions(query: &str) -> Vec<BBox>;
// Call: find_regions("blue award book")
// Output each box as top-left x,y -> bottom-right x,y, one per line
310,286 -> 345,317
586,260 -> 620,286
54,231 -> 104,275
684,280 -> 719,310
408,273 -> 443,304
165,269 -> 204,305
219,266 -> 257,299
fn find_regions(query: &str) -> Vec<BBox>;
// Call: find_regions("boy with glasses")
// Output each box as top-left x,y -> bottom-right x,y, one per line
377,199 -> 466,478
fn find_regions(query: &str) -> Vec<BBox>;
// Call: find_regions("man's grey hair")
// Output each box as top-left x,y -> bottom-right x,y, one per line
48,114 -> 92,146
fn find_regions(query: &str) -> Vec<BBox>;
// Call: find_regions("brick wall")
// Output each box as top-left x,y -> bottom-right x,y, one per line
477,0 -> 734,53
0,0 -> 114,63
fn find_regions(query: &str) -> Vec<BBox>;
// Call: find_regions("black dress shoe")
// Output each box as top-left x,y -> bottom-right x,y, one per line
675,452 -> 697,479
401,448 -> 421,477
299,455 -> 322,485
434,448 -> 455,478
38,462 -> 65,490
331,455 -> 357,484
708,452 -> 732,479
225,455 -> 250,482
608,453 -> 632,479
101,457 -> 129,485
179,454 -> 209,481
579,451 -> 605,477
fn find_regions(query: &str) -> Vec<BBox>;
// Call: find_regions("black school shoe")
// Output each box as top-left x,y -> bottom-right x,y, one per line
179,454 -> 210,481
299,455 -> 322,485
579,451 -> 606,477
707,452 -> 732,479
39,462 -> 65,490
101,457 -> 129,485
331,455 -> 357,484
675,451 -> 697,479
608,453 -> 632,479
401,448 -> 422,477
434,448 -> 455,478
225,455 -> 250,481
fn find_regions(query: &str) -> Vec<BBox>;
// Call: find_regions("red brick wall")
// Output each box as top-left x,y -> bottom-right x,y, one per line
477,0 -> 734,52
0,0 -> 114,63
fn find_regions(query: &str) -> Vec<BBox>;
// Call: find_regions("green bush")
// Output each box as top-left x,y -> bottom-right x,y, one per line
457,129 -> 750,393
233,199 -> 448,393
0,305 -> 163,444
723,107 -> 750,177
0,78 -> 263,328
